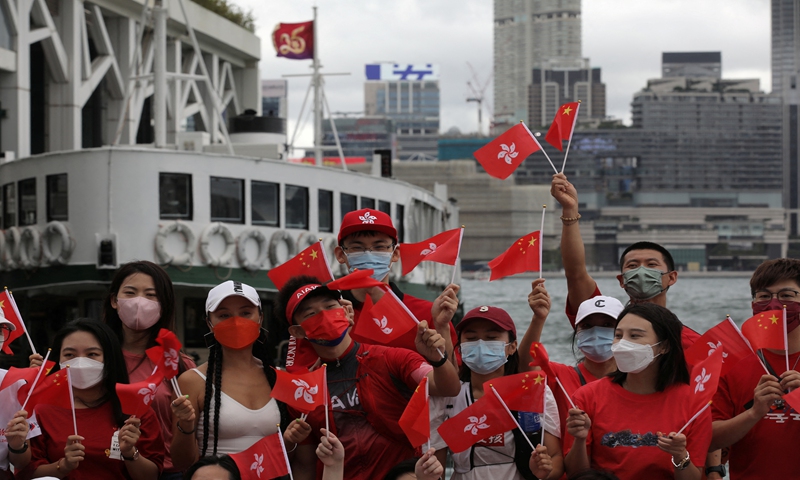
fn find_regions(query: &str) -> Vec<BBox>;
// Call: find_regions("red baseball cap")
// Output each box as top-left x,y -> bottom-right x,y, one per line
285,283 -> 340,324
338,208 -> 397,244
456,305 -> 516,339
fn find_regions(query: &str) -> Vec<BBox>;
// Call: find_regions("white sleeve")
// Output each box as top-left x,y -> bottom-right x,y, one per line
428,394 -> 448,450
543,385 -> 561,439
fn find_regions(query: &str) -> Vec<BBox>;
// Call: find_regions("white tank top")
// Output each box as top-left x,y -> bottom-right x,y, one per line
192,368 -> 281,455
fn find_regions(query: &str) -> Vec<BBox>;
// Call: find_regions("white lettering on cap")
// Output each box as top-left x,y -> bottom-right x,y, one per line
296,285 -> 319,299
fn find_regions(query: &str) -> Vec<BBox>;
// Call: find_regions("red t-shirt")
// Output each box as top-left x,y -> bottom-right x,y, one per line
21,402 -> 165,479
549,362 -> 597,457
571,377 -> 712,479
712,349 -> 800,479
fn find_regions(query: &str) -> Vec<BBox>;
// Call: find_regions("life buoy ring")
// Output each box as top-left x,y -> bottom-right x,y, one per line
268,230 -> 296,267
18,227 -> 42,269
199,223 -> 235,267
154,222 -> 196,266
41,221 -> 75,266
236,228 -> 268,271
296,232 -> 318,252
3,227 -> 21,270
321,235 -> 347,276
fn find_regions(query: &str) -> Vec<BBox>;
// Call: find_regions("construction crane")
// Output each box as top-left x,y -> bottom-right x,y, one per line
466,62 -> 493,135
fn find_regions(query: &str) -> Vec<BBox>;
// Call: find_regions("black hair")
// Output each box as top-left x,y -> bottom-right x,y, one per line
338,229 -> 397,247
50,318 -> 129,427
457,326 -> 519,382
609,303 -> 688,392
619,241 -> 675,272
383,458 -> 418,480
750,258 -> 800,295
274,275 -> 338,326
183,455 -> 241,480
568,469 -> 620,480
104,260 -> 188,376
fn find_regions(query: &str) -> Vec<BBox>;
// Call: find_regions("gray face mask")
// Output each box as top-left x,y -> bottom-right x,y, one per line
622,266 -> 669,301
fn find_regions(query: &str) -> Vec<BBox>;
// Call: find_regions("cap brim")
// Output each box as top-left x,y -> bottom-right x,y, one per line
287,286 -> 340,321
206,294 -> 261,314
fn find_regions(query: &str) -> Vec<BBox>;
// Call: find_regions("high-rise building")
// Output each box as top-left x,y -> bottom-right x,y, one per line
771,0 -> 798,95
661,52 -> 721,79
494,0 -> 581,130
322,117 -> 395,160
528,58 -> 605,128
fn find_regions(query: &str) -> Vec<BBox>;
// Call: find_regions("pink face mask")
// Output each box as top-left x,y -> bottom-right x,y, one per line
117,296 -> 161,331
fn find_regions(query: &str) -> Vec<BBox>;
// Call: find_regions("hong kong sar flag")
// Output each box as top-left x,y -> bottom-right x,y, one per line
116,370 -> 165,417
684,317 -> 755,374
270,367 -> 326,414
473,123 -> 542,179
437,389 -> 517,453
687,347 -> 724,414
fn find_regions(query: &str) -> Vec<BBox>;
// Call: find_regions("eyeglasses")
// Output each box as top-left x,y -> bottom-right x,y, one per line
342,245 -> 395,254
753,289 -> 800,303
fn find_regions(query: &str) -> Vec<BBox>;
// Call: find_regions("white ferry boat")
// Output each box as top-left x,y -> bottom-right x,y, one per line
0,0 -> 458,358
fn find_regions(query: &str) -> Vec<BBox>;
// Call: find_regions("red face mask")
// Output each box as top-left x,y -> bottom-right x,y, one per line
301,309 -> 349,347
213,316 -> 261,349
752,299 -> 800,334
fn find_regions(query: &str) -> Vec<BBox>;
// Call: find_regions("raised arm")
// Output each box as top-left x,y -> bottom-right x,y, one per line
519,279 -> 550,371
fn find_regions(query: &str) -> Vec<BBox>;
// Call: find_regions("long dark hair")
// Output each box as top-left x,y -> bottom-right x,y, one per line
609,303 -> 689,392
457,330 -> 520,383
49,318 -> 129,427
183,455 -> 241,480
104,260 -> 188,375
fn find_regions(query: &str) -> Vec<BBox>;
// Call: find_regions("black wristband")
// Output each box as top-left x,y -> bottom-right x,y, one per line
428,354 -> 448,368
8,441 -> 28,454
177,421 -> 196,435
705,465 -> 726,477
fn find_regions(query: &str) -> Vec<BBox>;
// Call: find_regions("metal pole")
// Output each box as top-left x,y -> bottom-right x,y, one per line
153,1 -> 167,147
312,6 -> 322,166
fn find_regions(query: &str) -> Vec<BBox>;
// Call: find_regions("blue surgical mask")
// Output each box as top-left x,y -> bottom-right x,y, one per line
460,340 -> 509,375
345,251 -> 394,281
575,326 -> 615,362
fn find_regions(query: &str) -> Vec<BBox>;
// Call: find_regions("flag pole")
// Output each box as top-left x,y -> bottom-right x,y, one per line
6,288 -> 37,354
425,377 -> 431,453
66,367 -> 78,436
170,377 -> 183,398
784,305 -> 790,373
728,315 -> 771,375
449,226 -> 465,285
560,101 -> 581,173
521,122 -> 558,174
540,382 -> 546,446
489,385 -> 536,450
21,348 -> 52,411
538,206 -> 546,280
277,424 -> 296,480
323,364 -> 330,438
677,401 -> 711,435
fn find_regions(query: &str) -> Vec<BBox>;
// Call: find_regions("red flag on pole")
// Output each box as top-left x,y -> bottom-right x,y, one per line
21,369 -> 72,412
687,347 -> 724,414
529,342 -> 555,379
272,21 -> 314,60
437,388 -> 518,453
544,102 -> 580,151
116,370 -> 165,417
399,228 -> 463,276
268,241 -> 334,290
488,231 -> 542,281
741,310 -> 786,351
270,367 -> 327,414
784,387 -> 800,413
325,269 -> 386,291
350,289 -> 419,350
684,317 -> 756,374
229,432 -> 292,480
0,290 -> 25,354
473,123 -> 542,179
398,377 -> 429,448
482,371 -> 546,413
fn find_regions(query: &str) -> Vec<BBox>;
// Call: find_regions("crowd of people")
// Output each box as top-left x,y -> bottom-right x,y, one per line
0,174 -> 797,480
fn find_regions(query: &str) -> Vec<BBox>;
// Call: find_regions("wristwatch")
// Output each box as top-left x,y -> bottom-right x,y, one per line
122,448 -> 140,461
671,451 -> 691,470
705,465 -> 726,477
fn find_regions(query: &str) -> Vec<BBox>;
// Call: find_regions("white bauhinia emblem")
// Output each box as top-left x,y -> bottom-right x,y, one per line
138,383 -> 159,405
373,316 -> 393,335
694,367 -> 711,394
164,348 -> 179,372
250,453 -> 265,478
291,379 -> 319,404
359,211 -> 377,224
420,242 -> 437,256
464,415 -> 490,435
497,143 -> 518,165
706,341 -> 728,362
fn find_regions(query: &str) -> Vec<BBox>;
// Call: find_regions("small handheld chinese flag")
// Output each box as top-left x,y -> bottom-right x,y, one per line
272,21 -> 314,60
229,432 -> 292,480
350,289 -> 419,350
684,317 -> 755,374
270,367 -> 326,414
741,310 -> 786,351
529,343 -> 555,379
437,388 -> 517,453
399,228 -> 463,276
116,370 -> 165,417
20,369 -> 72,412
473,123 -> 542,179
268,241 -> 334,290
483,371 -> 545,413
398,377 -> 429,448
488,231 -> 541,281
545,102 -> 580,151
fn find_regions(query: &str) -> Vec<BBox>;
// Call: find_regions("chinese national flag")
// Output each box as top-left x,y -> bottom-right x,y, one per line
350,289 -> 419,350
272,21 -> 314,60
687,347 -> 724,413
145,329 -> 184,380
483,371 -> 545,413
473,123 -> 542,180
529,343 -> 555,380
741,310 -> 786,351
488,231 -> 541,281
544,102 -> 580,151
230,432 -> 291,480
398,377 -> 429,448
268,241 -> 334,290
270,367 -> 326,414
784,387 -> 800,413
684,317 -> 756,374
325,269 -> 386,291
437,389 -> 517,453
21,369 -> 71,412
399,228 -> 463,276
116,370 -> 165,417
0,291 -> 25,354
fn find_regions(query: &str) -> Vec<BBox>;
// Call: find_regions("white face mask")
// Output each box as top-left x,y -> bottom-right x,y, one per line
60,357 -> 105,389
611,339 -> 662,374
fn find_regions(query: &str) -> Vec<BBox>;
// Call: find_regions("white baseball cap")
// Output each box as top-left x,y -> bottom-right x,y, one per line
575,296 -> 625,327
205,281 -> 261,313
0,308 -> 16,331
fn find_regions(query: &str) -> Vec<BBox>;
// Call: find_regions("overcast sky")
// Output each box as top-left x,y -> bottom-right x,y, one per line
237,0 -> 770,145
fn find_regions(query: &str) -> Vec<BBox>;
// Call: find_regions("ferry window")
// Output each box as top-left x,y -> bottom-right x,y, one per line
46,174 -> 68,221
396,204 -> 405,242
159,173 -> 193,220
378,200 -> 391,215
252,181 -> 279,227
210,176 -> 244,224
1,183 -> 12,228
318,189 -> 333,233
285,185 -> 309,229
341,193 -> 357,217
182,297 -> 207,348
360,197 -> 375,209
18,178 -> 36,226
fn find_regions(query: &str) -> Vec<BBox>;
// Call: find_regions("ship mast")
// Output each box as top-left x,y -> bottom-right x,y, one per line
312,6 -> 322,166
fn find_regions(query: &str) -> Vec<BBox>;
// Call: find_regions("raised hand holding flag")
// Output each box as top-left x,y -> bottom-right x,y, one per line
145,328 -> 185,395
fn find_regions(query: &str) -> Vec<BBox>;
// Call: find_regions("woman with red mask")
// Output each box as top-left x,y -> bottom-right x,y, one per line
169,281 -> 290,470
